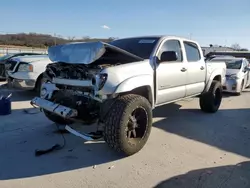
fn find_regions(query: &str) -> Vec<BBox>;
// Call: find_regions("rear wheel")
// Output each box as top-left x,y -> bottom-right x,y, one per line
200,80 -> 222,113
103,94 -> 152,156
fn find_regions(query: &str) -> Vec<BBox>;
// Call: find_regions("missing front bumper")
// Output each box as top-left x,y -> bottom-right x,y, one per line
31,97 -> 78,118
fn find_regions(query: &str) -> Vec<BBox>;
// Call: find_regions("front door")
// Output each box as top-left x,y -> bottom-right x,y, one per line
155,39 -> 187,105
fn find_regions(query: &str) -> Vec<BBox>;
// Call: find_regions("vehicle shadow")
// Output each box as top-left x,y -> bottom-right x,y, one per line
153,103 -> 250,158
222,92 -> 236,98
0,109 -> 122,180
1,100 -> 250,180
222,88 -> 250,98
154,161 -> 250,188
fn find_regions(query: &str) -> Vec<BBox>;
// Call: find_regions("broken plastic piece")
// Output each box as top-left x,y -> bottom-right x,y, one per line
65,125 -> 103,141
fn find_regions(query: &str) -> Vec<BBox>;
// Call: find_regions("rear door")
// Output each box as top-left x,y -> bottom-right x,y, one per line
183,41 -> 206,96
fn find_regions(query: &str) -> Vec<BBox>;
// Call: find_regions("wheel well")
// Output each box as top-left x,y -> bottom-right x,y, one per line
213,75 -> 221,83
34,73 -> 43,89
119,86 -> 153,106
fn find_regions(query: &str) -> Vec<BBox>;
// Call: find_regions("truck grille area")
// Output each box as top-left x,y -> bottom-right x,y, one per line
55,84 -> 93,93
46,63 -> 100,80
5,60 -> 18,71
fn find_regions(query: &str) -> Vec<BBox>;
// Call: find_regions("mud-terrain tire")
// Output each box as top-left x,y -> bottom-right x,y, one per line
103,94 -> 152,156
43,91 -> 74,125
199,80 -> 222,113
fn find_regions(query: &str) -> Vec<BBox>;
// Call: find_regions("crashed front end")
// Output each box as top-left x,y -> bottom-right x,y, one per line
30,41 -> 143,124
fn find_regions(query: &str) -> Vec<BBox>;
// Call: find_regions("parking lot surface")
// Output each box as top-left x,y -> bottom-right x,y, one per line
0,81 -> 250,188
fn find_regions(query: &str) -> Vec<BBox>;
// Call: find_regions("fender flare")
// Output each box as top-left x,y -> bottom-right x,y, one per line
204,70 -> 223,92
115,75 -> 154,93
114,75 -> 154,103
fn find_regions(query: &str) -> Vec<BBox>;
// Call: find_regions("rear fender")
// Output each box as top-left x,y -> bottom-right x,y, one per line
204,70 -> 223,92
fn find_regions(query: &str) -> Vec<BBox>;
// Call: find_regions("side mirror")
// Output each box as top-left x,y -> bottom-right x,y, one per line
244,67 -> 250,72
160,51 -> 178,62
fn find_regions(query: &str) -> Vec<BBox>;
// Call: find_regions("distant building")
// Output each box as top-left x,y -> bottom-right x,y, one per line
202,45 -> 235,56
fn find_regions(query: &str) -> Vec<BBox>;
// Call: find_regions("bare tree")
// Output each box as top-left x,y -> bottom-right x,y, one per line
239,48 -> 249,51
231,43 -> 241,50
67,36 -> 75,42
0,33 -> 114,47
82,36 -> 90,40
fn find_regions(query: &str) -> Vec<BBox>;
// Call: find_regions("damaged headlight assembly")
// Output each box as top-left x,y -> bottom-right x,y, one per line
93,73 -> 108,90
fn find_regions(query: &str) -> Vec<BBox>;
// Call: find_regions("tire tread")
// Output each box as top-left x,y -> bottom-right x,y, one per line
104,94 -> 152,156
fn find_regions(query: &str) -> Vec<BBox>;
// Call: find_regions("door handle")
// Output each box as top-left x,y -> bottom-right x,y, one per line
181,67 -> 187,72
200,66 -> 204,70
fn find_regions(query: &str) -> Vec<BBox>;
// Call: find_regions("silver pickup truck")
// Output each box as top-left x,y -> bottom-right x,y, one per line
31,36 -> 226,156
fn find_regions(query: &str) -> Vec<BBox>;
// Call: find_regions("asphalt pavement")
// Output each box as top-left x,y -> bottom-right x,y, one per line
0,82 -> 250,188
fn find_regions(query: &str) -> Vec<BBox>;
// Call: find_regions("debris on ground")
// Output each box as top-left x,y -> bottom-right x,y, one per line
108,165 -> 115,169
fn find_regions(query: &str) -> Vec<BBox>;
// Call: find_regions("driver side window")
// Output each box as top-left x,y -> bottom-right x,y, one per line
159,40 -> 183,62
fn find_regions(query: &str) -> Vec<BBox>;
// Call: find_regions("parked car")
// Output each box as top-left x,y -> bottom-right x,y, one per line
0,52 -> 43,80
210,57 -> 250,95
6,54 -> 52,93
31,36 -> 226,156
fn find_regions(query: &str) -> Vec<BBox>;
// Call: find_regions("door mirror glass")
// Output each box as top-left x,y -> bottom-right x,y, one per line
160,51 -> 178,62
245,67 -> 250,72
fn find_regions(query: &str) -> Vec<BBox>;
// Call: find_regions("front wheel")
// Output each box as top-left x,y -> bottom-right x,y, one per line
103,94 -> 152,156
199,80 -> 222,113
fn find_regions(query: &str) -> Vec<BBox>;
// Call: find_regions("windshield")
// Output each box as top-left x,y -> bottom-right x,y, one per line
0,54 -> 13,61
110,37 -> 160,59
225,60 -> 242,69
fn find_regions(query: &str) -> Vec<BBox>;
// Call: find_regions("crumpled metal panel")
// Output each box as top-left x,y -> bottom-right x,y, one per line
46,63 -> 92,80
48,42 -> 106,65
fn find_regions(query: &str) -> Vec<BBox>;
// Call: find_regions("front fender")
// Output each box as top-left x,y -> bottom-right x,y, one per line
204,70 -> 224,92
114,75 -> 154,94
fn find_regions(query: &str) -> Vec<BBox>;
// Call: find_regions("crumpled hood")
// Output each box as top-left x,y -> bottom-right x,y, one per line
48,41 -> 143,65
